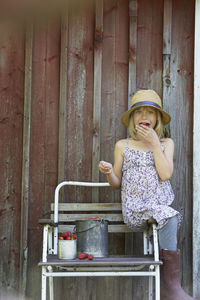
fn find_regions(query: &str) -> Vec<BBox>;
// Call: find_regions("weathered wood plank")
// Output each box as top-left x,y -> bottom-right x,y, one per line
58,224 -> 133,233
128,0 -> 137,104
100,0 -> 117,205
137,0 -> 163,94
27,17 -> 60,300
193,0 -> 200,297
163,0 -> 172,55
51,202 -> 122,211
168,0 -> 194,293
124,2 -> 138,297
125,0 -> 137,258
92,0 -> 103,202
100,0 -> 128,205
66,1 -> 94,203
58,8 -> 68,185
162,0 -> 172,137
52,213 -> 123,221
19,23 -> 33,298
0,22 -> 25,292
64,3 -> 96,300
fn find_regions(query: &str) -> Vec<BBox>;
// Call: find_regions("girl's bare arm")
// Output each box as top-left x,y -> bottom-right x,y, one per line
152,138 -> 174,181
99,140 -> 124,189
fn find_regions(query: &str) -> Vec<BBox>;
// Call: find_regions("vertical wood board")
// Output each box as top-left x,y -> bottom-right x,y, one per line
168,0 -> 194,293
92,0 -> 103,202
193,0 -> 200,297
162,0 -> 172,136
128,0 -> 137,104
19,23 -> 33,298
0,23 -> 25,292
66,1 -> 94,203
58,9 -> 69,185
27,18 -> 60,300
137,0 -> 163,93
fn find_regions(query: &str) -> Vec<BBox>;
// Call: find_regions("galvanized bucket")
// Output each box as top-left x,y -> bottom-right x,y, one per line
75,219 -> 108,257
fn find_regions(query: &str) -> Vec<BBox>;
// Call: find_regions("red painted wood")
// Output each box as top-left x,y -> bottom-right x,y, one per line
100,0 -> 128,203
65,1 -> 95,203
0,0 -> 195,298
137,0 -> 163,94
27,18 -> 60,299
0,24 -> 25,290
169,0 -> 194,294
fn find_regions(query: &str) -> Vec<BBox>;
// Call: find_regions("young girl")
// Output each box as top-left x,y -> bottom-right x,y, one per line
99,89 -> 196,300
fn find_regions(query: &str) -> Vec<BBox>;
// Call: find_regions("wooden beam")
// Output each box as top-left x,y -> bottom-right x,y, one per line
193,0 -> 200,297
58,8 -> 68,184
125,0 -> 138,257
163,0 -> 172,55
19,23 -> 33,298
162,0 -> 172,137
128,0 -> 137,105
92,0 -> 103,202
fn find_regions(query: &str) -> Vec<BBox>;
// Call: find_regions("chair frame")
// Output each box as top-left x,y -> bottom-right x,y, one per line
39,181 -> 162,300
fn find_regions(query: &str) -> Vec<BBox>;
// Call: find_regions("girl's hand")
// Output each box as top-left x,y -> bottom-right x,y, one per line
136,124 -> 160,147
99,161 -> 113,175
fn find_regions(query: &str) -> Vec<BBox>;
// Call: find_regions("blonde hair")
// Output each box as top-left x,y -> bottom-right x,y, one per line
128,109 -> 164,139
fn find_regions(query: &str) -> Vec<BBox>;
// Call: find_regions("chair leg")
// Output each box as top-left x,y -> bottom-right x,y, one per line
155,266 -> 160,300
148,275 -> 153,300
41,267 -> 47,300
48,267 -> 54,300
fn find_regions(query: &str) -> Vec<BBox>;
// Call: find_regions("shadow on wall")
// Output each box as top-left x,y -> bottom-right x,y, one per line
0,0 -> 94,20
0,288 -> 33,300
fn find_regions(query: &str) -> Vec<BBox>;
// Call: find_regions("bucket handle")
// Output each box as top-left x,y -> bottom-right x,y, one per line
74,219 -> 107,234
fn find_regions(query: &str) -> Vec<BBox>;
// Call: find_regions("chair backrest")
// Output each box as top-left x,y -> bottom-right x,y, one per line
51,202 -> 133,234
52,181 -> 132,254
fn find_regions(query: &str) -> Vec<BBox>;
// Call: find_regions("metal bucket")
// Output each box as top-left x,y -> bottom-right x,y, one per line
75,219 -> 108,257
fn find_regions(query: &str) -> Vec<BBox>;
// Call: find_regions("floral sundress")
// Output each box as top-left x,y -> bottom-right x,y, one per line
121,140 -> 182,231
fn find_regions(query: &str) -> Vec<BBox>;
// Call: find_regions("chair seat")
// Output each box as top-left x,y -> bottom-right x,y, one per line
39,255 -> 162,267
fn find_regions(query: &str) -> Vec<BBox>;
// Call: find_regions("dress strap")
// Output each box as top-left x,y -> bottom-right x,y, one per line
160,143 -> 165,151
126,138 -> 129,148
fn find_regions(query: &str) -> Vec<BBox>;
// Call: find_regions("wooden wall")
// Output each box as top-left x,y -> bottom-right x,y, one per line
0,0 -> 195,299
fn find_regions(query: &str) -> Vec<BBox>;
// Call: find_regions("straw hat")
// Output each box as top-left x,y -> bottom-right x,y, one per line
121,89 -> 171,126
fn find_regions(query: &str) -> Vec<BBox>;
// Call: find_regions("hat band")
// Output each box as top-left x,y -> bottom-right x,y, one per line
131,101 -> 162,110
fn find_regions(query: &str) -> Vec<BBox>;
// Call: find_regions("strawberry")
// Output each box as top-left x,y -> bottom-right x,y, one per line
66,236 -> 72,240
59,236 -> 64,240
88,255 -> 94,260
73,234 -> 77,240
140,122 -> 150,127
62,231 -> 72,239
78,253 -> 88,260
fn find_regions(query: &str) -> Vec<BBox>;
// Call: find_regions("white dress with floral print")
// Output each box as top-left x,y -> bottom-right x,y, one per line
121,141 -> 182,231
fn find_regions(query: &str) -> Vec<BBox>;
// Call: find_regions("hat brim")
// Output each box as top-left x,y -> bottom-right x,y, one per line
121,104 -> 171,127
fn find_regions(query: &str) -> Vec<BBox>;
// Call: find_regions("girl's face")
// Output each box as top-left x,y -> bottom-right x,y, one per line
132,106 -> 157,128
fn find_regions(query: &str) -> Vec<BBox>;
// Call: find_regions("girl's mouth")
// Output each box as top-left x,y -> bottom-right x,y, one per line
139,122 -> 150,127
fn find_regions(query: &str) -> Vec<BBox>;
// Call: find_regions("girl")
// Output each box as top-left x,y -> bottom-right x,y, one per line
99,89 -> 196,300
